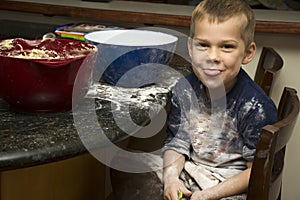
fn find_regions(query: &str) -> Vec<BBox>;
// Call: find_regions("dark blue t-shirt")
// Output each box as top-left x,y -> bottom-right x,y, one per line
163,68 -> 278,170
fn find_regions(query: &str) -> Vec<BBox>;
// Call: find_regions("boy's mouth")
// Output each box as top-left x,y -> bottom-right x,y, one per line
202,68 -> 223,76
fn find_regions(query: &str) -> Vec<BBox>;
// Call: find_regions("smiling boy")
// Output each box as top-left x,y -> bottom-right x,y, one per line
162,0 -> 278,199
110,0 -> 278,199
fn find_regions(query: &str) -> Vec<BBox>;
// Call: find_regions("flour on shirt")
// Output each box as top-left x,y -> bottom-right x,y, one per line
241,97 -> 266,121
187,108 -> 239,164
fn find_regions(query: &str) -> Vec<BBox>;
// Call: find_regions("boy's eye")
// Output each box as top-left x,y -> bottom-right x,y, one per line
222,44 -> 235,49
193,41 -> 208,49
198,42 -> 207,47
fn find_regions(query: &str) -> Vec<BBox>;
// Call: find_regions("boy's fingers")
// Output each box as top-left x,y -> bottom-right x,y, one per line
178,188 -> 192,200
182,188 -> 192,196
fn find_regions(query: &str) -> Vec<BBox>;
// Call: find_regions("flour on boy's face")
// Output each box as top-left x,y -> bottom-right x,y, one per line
189,16 -> 248,92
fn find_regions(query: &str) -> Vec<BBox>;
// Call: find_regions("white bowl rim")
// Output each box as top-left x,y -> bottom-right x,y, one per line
84,29 -> 178,47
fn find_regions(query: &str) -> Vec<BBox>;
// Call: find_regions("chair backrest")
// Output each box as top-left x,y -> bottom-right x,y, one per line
254,47 -> 284,96
247,87 -> 300,200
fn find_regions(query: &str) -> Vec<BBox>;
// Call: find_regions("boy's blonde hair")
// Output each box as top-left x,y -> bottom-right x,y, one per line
190,0 -> 256,48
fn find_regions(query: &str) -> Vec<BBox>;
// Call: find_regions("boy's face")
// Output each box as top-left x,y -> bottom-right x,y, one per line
188,15 -> 256,93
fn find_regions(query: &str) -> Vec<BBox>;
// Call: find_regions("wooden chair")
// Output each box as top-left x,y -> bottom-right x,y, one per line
254,47 -> 284,96
247,87 -> 300,200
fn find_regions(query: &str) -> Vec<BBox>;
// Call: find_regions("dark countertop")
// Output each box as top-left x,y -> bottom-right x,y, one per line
0,99 -> 85,170
0,85 -> 167,171
0,56 -> 191,171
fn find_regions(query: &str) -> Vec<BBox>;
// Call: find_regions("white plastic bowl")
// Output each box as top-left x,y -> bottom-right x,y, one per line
85,29 -> 178,87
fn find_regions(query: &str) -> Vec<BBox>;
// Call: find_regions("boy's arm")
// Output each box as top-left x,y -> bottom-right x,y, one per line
190,162 -> 252,200
163,150 -> 192,199
163,150 -> 185,180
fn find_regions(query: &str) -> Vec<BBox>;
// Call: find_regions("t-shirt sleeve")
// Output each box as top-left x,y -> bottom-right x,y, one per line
162,88 -> 191,158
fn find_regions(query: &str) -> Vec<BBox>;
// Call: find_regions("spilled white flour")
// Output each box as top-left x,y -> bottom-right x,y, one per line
86,83 -> 170,109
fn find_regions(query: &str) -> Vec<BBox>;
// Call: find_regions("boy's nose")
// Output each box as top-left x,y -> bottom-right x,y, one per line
208,48 -> 221,62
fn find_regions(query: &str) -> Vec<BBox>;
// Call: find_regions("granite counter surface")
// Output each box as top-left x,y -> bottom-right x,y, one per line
0,57 -> 191,171
0,85 -> 168,171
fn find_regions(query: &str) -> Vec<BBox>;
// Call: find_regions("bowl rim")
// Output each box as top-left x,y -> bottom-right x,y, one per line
84,29 -> 178,47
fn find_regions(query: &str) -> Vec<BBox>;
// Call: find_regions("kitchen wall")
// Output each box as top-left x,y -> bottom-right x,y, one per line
244,32 -> 300,200
0,10 -> 300,200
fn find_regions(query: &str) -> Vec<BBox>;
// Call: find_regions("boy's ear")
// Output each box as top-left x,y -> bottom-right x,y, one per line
242,42 -> 256,64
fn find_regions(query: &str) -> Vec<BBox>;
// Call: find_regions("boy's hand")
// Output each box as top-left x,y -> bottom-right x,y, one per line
164,177 -> 191,200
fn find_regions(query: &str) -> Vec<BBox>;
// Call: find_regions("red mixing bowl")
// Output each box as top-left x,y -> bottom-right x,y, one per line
0,38 -> 97,113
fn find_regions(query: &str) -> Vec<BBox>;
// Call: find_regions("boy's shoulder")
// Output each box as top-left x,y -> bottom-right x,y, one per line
229,69 -> 277,116
231,68 -> 270,101
173,69 -> 276,109
177,69 -> 269,101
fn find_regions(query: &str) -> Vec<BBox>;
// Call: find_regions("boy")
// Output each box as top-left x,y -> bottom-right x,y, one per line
110,0 -> 278,199
162,0 -> 277,199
